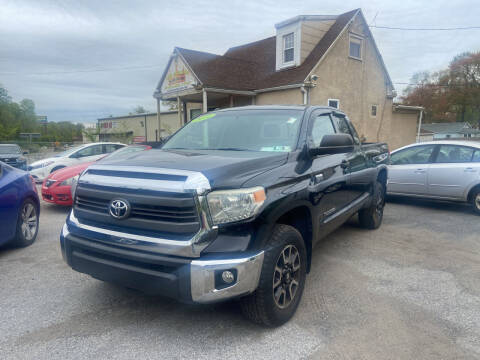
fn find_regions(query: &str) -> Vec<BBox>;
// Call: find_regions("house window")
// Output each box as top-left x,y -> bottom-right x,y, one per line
371,105 -> 377,117
328,99 -> 339,109
190,108 -> 202,120
349,35 -> 362,60
283,33 -> 294,63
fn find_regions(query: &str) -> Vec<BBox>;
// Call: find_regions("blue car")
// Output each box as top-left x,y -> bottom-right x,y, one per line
0,161 -> 40,247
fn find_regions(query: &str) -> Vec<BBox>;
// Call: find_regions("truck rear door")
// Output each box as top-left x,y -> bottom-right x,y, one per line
307,110 -> 351,234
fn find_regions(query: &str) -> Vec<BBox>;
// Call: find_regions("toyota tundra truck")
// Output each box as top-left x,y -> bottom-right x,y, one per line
60,105 -> 389,326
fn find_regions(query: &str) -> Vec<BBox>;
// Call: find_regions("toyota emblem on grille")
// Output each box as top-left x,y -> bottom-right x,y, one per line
109,199 -> 130,219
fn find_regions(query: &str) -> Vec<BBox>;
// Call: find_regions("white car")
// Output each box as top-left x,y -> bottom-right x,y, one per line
387,140 -> 480,214
28,142 -> 125,182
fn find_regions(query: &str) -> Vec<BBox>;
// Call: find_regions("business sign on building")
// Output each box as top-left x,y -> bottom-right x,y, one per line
160,55 -> 195,94
37,116 -> 48,124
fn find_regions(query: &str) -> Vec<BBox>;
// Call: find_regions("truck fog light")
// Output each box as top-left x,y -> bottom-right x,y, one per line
222,271 -> 235,284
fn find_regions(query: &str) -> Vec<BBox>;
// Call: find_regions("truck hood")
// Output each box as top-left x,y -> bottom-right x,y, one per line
96,148 -> 288,189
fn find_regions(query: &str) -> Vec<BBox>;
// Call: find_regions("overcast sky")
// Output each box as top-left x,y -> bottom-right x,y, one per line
1,0 -> 479,123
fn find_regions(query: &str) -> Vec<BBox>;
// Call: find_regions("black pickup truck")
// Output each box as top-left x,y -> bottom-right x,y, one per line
60,105 -> 389,326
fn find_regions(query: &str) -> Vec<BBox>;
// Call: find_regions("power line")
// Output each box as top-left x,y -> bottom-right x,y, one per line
370,25 -> 480,31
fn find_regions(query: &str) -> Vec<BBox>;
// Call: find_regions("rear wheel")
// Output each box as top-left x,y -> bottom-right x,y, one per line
358,180 -> 385,229
12,199 -> 39,247
472,189 -> 480,215
240,224 -> 307,327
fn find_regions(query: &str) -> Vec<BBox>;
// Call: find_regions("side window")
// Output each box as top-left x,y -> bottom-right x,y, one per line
310,114 -> 336,146
104,144 -> 120,154
331,115 -> 352,136
436,145 -> 474,163
75,145 -> 102,158
473,149 -> 480,162
390,145 -> 436,165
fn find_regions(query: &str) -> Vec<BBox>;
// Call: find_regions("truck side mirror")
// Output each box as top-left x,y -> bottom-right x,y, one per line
309,134 -> 354,156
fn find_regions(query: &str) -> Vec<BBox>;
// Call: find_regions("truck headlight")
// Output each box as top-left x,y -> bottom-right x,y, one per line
207,187 -> 266,225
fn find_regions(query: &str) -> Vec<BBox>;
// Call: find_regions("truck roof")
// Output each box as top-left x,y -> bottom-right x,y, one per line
215,105 -> 342,113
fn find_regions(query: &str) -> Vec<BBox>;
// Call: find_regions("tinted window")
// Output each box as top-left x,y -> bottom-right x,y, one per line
75,145 -> 102,158
473,149 -> 480,162
331,115 -> 352,136
104,144 -> 122,154
310,114 -> 336,146
391,145 -> 436,165
436,145 -> 474,163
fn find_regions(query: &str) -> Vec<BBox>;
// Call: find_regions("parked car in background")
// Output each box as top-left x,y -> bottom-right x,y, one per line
0,144 -> 28,170
28,142 -> 125,182
387,141 -> 480,214
42,144 -> 152,206
61,106 -> 389,326
0,162 -> 40,247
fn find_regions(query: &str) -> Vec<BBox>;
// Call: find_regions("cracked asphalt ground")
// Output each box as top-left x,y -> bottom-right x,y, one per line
1,195 -> 480,359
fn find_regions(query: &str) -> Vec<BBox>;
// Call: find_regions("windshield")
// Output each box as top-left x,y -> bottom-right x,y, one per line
0,145 -> 21,154
54,145 -> 87,157
102,145 -> 148,160
162,109 -> 304,152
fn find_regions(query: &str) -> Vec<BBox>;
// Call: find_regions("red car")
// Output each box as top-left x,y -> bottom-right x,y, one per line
42,145 -> 151,206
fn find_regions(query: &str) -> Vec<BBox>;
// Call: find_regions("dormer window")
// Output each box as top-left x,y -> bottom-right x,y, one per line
283,33 -> 294,63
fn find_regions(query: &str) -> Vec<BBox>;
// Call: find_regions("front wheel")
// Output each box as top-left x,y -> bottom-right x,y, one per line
12,199 -> 39,247
240,224 -> 307,327
358,180 -> 385,229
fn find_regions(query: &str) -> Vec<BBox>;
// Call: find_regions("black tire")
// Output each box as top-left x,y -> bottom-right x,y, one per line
12,199 -> 39,247
50,166 -> 65,174
472,188 -> 480,215
358,180 -> 385,229
240,224 -> 307,327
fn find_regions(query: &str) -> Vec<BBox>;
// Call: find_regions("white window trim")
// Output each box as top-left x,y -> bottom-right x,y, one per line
283,33 -> 295,65
328,99 -> 340,109
348,34 -> 363,61
275,22 -> 301,70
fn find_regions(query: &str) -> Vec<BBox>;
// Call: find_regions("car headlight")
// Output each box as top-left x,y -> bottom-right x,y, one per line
207,186 -> 266,225
60,175 -> 79,186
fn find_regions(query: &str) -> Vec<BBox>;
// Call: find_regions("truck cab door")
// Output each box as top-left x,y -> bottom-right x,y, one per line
330,113 -> 371,202
307,111 -> 351,238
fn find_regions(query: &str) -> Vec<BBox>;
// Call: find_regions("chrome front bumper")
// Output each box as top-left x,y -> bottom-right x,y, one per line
191,252 -> 264,303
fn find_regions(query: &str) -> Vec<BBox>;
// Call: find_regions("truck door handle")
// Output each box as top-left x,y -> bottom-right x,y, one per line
465,167 -> 477,172
340,160 -> 350,169
414,169 -> 425,174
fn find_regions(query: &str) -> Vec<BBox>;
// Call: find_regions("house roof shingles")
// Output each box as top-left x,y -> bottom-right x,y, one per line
172,9 -> 359,92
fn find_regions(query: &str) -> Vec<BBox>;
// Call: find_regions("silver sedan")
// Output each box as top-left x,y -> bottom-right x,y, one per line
387,140 -> 480,214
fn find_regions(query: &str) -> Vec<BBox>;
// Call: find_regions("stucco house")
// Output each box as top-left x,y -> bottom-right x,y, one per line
153,8 -> 422,150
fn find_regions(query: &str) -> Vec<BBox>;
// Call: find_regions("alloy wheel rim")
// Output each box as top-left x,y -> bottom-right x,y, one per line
273,244 -> 301,309
476,194 -> 480,210
21,203 -> 37,241
376,189 -> 385,217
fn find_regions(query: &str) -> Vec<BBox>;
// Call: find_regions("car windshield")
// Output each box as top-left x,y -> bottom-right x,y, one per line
102,145 -> 147,160
54,145 -> 87,157
162,109 -> 304,152
0,145 -> 21,154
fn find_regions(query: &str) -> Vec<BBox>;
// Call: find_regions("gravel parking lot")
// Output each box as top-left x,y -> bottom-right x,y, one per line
1,194 -> 480,359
